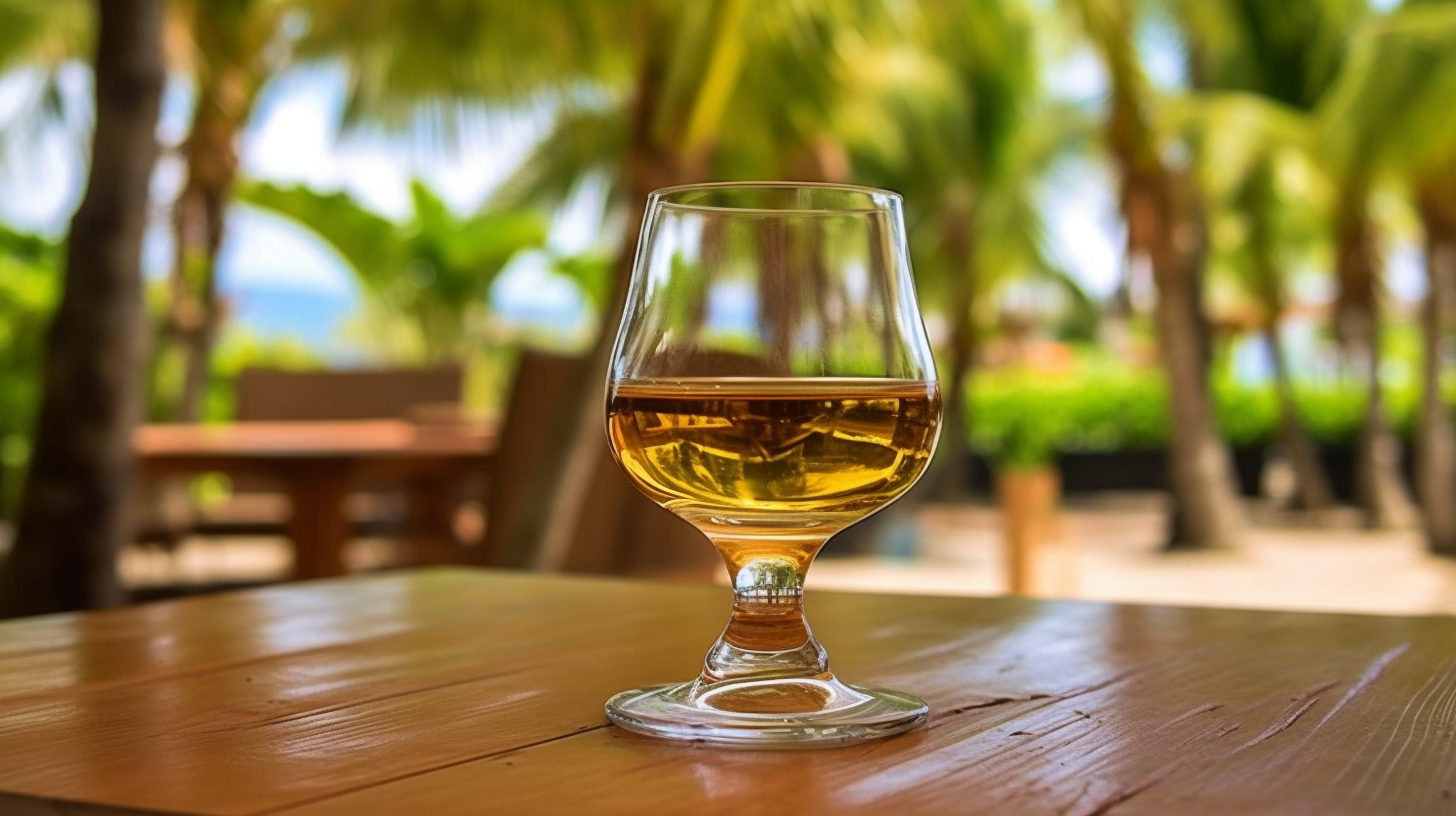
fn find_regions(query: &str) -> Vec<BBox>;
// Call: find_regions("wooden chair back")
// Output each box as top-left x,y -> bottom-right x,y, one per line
481,350 -> 717,580
235,366 -> 464,421
228,365 -> 465,497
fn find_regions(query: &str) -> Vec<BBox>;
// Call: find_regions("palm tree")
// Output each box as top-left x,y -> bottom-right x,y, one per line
1170,0 -> 1369,514
1071,0 -> 1244,549
1415,166 -> 1456,554
0,0 -> 541,421
1327,175 -> 1421,529
1320,1 -> 1456,551
0,0 -> 165,617
1235,150 -> 1336,511
840,0 -> 1091,499
158,0 -> 633,420
156,0 -> 580,419
3,0 -> 888,567
154,0 -> 292,421
238,180 -> 548,361
476,1 -> 899,563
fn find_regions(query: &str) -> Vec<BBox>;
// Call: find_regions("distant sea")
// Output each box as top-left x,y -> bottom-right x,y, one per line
224,285 -> 357,356
223,281 -> 591,361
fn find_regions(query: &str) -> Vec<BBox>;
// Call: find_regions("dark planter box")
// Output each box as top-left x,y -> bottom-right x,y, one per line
974,446 -> 1266,497
1058,449 -> 1165,493
1231,446 -> 1267,498
1316,440 -> 1417,504
963,453 -> 995,496
1317,443 -> 1357,504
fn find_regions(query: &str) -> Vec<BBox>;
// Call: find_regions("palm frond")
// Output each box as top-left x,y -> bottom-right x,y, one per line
0,0 -> 89,74
294,0 -> 631,137
1159,90 -> 1317,198
1319,4 -> 1456,178
489,103 -> 625,212
1169,0 -> 1365,109
234,181 -> 405,292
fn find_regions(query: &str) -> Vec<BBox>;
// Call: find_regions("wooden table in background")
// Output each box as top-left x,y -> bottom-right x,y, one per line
133,421 -> 496,579
1,568 -> 1451,815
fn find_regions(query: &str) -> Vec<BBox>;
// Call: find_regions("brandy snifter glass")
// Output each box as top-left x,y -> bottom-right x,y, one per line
603,182 -> 941,747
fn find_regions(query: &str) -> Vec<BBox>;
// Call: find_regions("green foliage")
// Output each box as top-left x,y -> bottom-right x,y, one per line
1058,368 -> 1172,452
971,363 -> 1171,466
1293,386 -> 1366,444
2,0 -> 1450,524
238,181 -> 549,362
550,253 -> 614,311
964,353 -> 1434,464
967,371 -> 1078,468
0,225 -> 59,518
1211,381 -> 1281,447
1320,4 -> 1456,179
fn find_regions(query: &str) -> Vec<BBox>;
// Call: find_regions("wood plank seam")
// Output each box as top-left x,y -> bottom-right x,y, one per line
0,791 -> 168,816
249,724 -> 615,816
173,667 -> 533,735
0,582 -> 520,706
260,671 -> 1149,815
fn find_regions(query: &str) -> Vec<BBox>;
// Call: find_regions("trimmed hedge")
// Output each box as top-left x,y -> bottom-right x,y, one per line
966,362 -> 1440,467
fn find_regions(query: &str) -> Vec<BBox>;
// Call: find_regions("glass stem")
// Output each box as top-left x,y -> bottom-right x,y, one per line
699,537 -> 831,684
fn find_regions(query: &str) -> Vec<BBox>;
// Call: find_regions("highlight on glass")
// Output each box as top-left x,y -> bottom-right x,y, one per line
603,182 -> 942,747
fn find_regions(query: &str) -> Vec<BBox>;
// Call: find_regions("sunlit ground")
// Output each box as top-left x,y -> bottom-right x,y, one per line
811,497 -> 1456,616
111,493 -> 1456,617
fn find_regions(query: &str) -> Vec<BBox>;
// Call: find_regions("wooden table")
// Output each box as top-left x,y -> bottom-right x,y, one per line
1,568 -> 1451,815
134,421 -> 496,579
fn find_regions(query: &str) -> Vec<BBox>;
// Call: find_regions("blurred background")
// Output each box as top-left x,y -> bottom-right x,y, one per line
0,0 -> 1454,616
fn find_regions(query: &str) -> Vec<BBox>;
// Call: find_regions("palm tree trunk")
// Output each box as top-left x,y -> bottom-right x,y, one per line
1354,323 -> 1416,529
515,37 -> 710,569
788,139 -> 847,356
758,218 -> 799,366
0,0 -> 165,618
1264,324 -> 1335,512
1335,203 -> 1418,529
160,53 -> 259,421
1244,154 -> 1332,512
1155,277 -> 1244,550
1133,174 -> 1244,550
1415,186 -> 1456,554
1087,0 -> 1243,550
166,119 -> 239,421
927,206 -> 977,501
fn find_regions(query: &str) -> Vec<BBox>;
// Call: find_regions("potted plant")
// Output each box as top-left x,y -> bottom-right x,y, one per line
988,395 -> 1068,596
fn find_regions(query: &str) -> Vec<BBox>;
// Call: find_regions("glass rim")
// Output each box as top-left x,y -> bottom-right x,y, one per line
649,181 -> 901,215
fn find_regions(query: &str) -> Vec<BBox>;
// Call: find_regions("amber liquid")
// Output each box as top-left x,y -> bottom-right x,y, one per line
607,378 -> 941,574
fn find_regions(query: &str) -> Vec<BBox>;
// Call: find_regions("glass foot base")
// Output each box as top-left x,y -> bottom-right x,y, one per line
605,675 -> 928,748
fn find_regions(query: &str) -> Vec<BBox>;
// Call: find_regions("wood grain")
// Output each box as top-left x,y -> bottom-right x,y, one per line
1,569 -> 1453,815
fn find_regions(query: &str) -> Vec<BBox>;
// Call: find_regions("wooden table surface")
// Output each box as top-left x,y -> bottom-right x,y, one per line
133,420 -> 496,462
1,568 -> 1451,815
133,422 -> 496,578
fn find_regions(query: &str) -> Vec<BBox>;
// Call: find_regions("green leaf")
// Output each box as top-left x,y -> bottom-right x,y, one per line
235,181 -> 405,292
